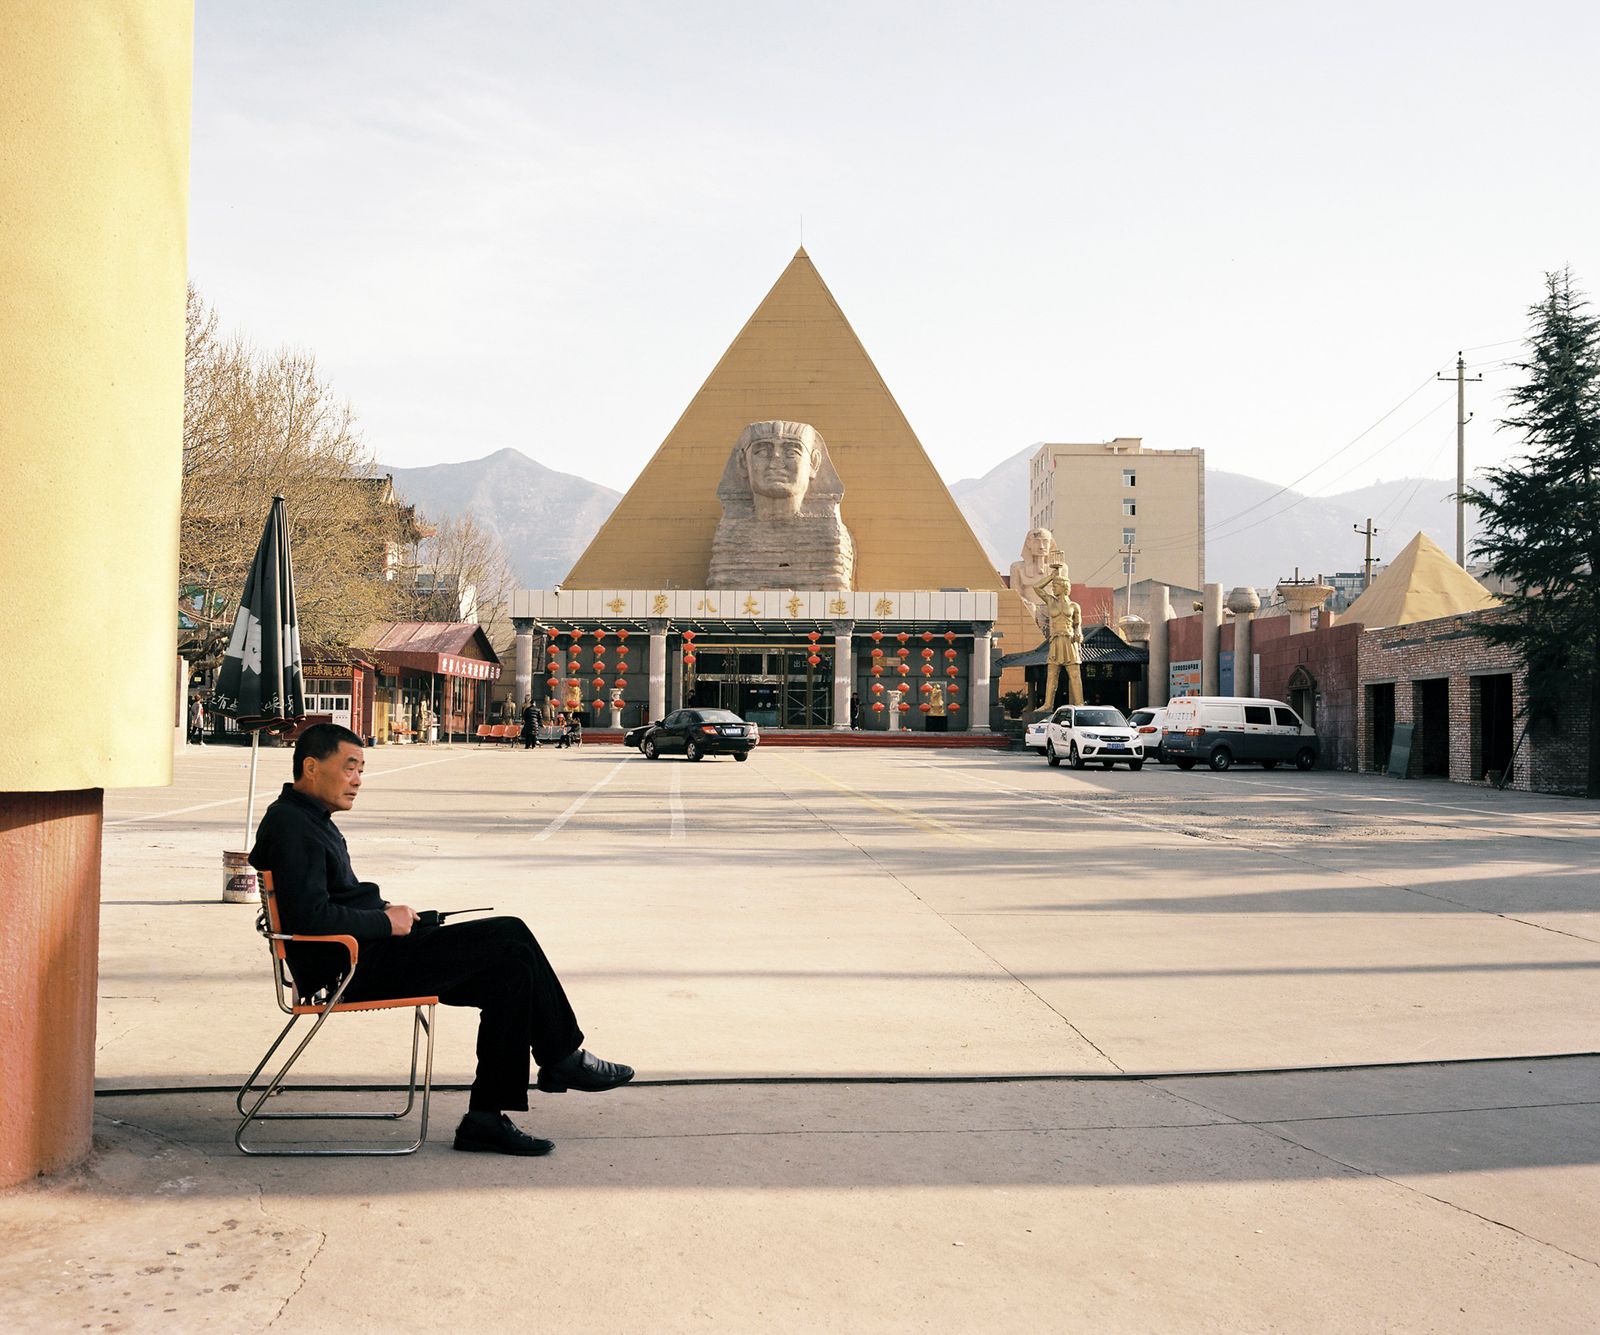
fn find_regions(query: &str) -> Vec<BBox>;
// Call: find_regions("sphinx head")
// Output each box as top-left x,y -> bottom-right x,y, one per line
737,421 -> 823,517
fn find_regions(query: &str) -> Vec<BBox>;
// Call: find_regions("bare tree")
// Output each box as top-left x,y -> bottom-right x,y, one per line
181,286 -> 411,664
398,510 -> 518,644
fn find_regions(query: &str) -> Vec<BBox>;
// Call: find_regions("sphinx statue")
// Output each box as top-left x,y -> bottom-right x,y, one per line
707,420 -> 855,590
1011,527 -> 1063,636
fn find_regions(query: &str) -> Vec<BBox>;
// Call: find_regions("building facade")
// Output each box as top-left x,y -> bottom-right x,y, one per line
1029,438 -> 1204,599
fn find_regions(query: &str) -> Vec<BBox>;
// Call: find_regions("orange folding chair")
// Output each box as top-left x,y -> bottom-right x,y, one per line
235,871 -> 438,1156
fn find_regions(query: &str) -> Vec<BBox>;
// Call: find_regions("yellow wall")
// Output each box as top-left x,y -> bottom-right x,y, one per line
0,2 -> 192,790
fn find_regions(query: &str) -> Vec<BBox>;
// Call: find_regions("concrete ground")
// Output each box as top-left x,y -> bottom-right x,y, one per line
3,741 -> 1598,1331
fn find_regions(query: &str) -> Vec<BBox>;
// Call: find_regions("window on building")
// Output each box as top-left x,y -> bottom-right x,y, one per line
1122,556 -> 1137,575
1123,469 -> 1137,487
1122,527 -> 1136,546
1122,499 -> 1136,516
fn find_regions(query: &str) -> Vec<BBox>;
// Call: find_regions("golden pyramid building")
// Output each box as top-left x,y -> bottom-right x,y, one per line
567,248 -> 1007,594
510,250 -> 1038,734
1343,531 -> 1500,630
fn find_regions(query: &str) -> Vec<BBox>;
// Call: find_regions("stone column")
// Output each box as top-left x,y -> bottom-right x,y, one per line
511,620 -> 535,709
177,654 -> 190,747
647,620 -> 668,722
969,623 -> 994,732
1200,584 -> 1224,696
1148,584 -> 1172,706
1226,587 -> 1260,696
831,621 -> 855,731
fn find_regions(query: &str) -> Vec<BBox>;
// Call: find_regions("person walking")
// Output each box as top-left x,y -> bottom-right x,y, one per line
521,697 -> 538,750
189,694 -> 206,745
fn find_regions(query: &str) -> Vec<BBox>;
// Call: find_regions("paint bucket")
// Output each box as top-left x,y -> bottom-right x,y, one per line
222,850 -> 259,904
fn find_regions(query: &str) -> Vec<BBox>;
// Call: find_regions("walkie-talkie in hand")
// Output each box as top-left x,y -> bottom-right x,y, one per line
414,907 -> 495,931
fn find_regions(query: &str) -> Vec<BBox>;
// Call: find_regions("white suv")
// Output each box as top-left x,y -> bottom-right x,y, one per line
1043,705 -> 1144,770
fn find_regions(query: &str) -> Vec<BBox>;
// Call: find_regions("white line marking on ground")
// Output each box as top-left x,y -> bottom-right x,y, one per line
106,756 -> 459,826
669,764 -> 686,842
533,759 -> 629,842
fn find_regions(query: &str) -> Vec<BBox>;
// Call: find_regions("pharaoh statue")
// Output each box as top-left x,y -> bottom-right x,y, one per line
707,421 -> 855,589
1011,527 -> 1064,636
1033,560 -> 1084,708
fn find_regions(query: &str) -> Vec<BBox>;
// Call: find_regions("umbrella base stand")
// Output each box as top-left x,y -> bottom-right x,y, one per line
222,850 -> 260,904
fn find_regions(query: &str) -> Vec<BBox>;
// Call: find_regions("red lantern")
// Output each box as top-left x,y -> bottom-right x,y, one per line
921,632 -> 933,643
948,703 -> 960,713
571,629 -> 585,641
921,683 -> 932,694
870,648 -> 884,659
593,629 -> 607,642
872,701 -> 885,712
921,648 -> 933,659
870,630 -> 883,643
871,682 -> 884,695
944,631 -> 956,644
615,678 -> 627,689
896,632 -> 909,645
807,655 -> 821,667
897,701 -> 910,712
683,629 -> 697,641
919,703 -> 931,713
592,699 -> 606,712
946,666 -> 959,677
617,629 -> 630,643
947,684 -> 959,695
807,630 -> 821,643
684,654 -> 697,666
592,676 -> 605,689
944,648 -> 957,659
896,662 -> 908,676
871,665 -> 883,677
921,666 -> 933,677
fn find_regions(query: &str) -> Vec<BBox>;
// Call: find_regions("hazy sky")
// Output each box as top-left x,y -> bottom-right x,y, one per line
190,1 -> 1599,509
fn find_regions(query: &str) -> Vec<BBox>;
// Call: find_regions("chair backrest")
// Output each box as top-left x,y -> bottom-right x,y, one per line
256,872 -> 298,1012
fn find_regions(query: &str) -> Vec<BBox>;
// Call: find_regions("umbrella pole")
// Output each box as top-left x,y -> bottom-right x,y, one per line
244,728 -> 261,849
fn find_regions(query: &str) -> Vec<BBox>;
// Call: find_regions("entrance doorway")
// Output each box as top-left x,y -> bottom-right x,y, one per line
1287,666 -> 1317,729
687,644 -> 833,727
1368,682 -> 1395,771
1475,673 -> 1514,781
1416,677 -> 1450,777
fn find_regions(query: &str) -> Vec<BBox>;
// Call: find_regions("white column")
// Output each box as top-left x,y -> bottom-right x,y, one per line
1148,585 -> 1172,707
647,622 -> 667,723
969,623 -> 993,733
512,627 -> 534,709
831,621 -> 854,731
1201,583 -> 1223,696
176,655 -> 189,747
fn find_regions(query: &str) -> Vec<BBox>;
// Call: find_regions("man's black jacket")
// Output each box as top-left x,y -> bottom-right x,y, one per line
249,783 -> 392,997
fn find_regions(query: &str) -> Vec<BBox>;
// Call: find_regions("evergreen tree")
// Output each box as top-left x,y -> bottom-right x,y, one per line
1464,268 -> 1600,796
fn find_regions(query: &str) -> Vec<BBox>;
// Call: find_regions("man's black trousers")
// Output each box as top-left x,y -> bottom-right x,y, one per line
339,917 -> 583,1112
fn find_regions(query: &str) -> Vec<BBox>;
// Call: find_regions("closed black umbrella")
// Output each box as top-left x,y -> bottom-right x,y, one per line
209,495 -> 307,873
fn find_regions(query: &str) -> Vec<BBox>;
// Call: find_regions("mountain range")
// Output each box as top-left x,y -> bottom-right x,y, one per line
381,445 -> 1484,594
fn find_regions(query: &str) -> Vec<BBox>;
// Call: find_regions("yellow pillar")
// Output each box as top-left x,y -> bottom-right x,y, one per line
0,2 -> 193,1187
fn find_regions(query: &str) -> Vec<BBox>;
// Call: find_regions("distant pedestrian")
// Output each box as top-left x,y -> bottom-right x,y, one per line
849,693 -> 861,730
521,697 -> 538,750
555,712 -> 570,749
189,694 -> 206,745
567,715 -> 583,748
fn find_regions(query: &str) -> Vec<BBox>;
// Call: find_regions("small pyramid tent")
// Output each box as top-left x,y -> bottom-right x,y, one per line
563,249 -> 1005,596
1342,531 -> 1499,629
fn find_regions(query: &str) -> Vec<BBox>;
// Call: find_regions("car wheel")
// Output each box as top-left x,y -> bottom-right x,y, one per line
642,738 -> 659,760
1129,761 -> 1144,772
1069,742 -> 1085,770
1208,746 -> 1233,772
734,751 -> 749,762
685,739 -> 703,762
1175,759 -> 1196,770
1296,747 -> 1316,771
1046,740 -> 1061,767
1261,759 -> 1278,770
1156,743 -> 1168,764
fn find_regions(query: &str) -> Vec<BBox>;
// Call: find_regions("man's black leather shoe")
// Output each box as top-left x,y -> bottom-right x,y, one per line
536,1049 -> 635,1094
452,1112 -> 554,1156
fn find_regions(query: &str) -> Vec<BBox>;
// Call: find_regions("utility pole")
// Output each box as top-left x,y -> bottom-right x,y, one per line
1437,352 -> 1483,567
1119,539 -> 1141,620
1353,517 -> 1380,588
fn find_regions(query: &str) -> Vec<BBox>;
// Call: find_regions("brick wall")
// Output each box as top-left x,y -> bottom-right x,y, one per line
1355,607 -> 1589,794
1255,619 -> 1362,771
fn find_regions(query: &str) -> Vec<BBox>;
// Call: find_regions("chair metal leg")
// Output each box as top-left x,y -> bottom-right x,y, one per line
235,1003 -> 437,1156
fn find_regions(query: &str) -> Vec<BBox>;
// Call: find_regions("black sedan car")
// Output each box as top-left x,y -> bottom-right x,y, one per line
641,708 -> 759,761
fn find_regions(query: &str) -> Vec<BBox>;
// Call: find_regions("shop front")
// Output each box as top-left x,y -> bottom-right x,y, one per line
363,622 -> 502,744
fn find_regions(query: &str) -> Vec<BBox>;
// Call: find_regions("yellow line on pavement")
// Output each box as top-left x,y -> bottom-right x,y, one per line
781,756 -> 989,844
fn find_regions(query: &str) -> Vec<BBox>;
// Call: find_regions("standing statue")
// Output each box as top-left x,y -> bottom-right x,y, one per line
707,421 -> 855,589
927,683 -> 946,716
1032,560 -> 1084,708
1011,527 -> 1064,636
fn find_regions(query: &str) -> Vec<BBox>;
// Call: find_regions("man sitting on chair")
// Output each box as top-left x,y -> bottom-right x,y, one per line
249,722 -> 633,1156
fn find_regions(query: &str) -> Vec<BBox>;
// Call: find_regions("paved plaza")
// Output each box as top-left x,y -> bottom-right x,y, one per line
4,742 -> 1598,1331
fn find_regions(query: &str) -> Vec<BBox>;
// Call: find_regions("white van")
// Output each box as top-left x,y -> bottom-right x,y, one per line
1161,696 -> 1319,772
